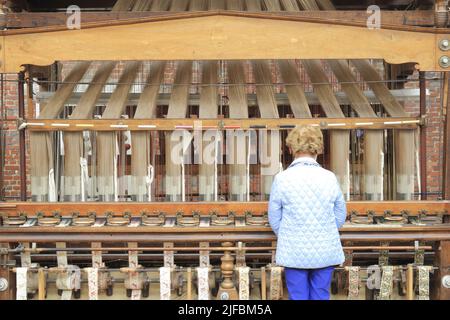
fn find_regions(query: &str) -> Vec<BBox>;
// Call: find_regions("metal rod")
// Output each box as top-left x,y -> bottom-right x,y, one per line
18,117 -> 422,132
18,72 -> 27,201
22,245 -> 434,253
419,71 -> 427,200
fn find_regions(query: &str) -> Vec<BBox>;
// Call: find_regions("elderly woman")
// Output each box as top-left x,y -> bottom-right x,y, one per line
268,125 -> 347,300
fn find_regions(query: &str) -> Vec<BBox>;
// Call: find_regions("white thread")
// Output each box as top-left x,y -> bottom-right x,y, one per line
80,157 -> 89,202
48,169 -> 57,202
146,165 -> 154,202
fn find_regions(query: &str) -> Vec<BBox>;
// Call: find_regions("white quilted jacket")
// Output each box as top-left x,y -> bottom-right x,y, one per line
268,157 -> 346,269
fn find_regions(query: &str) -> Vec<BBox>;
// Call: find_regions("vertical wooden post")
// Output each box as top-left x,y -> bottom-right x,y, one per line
443,72 -> 450,200
18,72 -> 27,201
38,268 -> 46,300
432,241 -> 450,300
0,244 -> 15,300
260,266 -> 266,300
186,267 -> 192,300
406,264 -> 414,300
217,242 -> 238,300
419,72 -> 427,200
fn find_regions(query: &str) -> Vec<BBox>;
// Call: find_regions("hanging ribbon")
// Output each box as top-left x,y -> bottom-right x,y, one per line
238,266 -> 250,300
379,266 -> 394,300
269,266 -> 283,300
197,267 -> 210,300
159,267 -> 171,300
346,266 -> 360,300
85,267 -> 98,300
16,267 -> 28,300
417,266 -> 433,300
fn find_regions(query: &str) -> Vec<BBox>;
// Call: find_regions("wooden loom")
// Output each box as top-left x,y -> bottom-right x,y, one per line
0,0 -> 449,300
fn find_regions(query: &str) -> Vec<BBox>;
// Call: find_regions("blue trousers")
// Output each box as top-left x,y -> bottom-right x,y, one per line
285,266 -> 335,300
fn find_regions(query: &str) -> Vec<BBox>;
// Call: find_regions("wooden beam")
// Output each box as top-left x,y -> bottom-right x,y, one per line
432,241 -> 450,300
0,201 -> 449,218
21,117 -> 422,132
1,15 -> 441,73
3,11 -> 436,29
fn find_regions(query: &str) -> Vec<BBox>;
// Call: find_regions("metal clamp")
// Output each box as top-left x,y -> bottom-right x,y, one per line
245,212 -> 269,226
71,212 -> 96,227
141,212 -> 165,227
350,210 -> 374,224
210,212 -> 235,226
3,213 -> 27,226
176,212 -> 200,227
37,212 -> 61,226
106,212 -> 130,226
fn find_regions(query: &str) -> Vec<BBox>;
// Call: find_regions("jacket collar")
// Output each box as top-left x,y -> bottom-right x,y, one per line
289,156 -> 319,168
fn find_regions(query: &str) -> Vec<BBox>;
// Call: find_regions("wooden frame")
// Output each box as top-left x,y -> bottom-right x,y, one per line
1,12 -> 447,73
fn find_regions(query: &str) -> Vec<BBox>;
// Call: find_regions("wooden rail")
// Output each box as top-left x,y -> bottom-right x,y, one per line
0,201 -> 448,217
19,117 -> 423,132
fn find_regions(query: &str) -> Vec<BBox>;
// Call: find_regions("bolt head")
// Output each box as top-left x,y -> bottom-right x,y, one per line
443,275 -> 450,289
440,39 -> 450,51
440,56 -> 450,68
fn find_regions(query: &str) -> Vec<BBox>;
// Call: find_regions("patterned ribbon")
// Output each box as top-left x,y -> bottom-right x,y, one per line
269,266 -> 283,300
199,242 -> 210,268
417,266 -> 433,300
16,267 -> 28,300
160,267 -> 171,300
131,289 -> 142,301
379,266 -> 394,300
197,267 -> 210,300
346,266 -> 360,300
237,266 -> 250,300
86,267 -> 98,300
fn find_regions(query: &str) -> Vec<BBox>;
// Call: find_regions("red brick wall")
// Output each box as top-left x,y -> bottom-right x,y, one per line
1,74 -> 31,200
